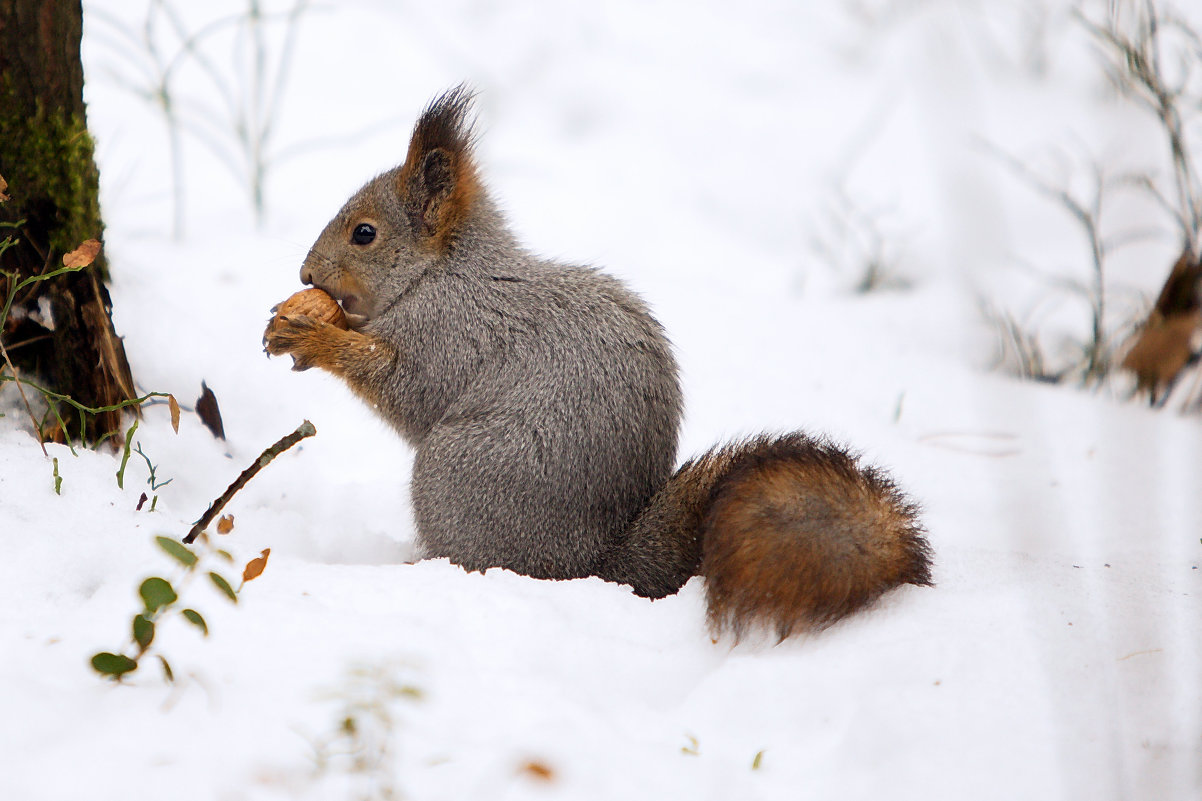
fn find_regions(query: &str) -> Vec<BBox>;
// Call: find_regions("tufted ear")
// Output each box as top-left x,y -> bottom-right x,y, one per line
397,85 -> 480,248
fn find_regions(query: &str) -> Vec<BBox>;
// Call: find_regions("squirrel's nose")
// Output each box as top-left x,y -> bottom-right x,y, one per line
299,264 -> 314,286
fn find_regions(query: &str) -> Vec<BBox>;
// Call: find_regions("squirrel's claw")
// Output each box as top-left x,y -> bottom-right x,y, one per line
263,313 -> 312,356
289,346 -> 318,371
264,313 -> 332,374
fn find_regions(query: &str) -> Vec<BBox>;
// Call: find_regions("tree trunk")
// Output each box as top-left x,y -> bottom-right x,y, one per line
0,0 -> 137,442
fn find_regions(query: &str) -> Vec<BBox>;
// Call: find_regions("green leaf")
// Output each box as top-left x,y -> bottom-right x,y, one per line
181,608 -> 208,636
752,750 -> 765,770
155,536 -> 197,567
132,614 -> 155,651
139,577 -> 178,613
91,652 -> 138,679
209,572 -> 238,604
158,655 -> 174,683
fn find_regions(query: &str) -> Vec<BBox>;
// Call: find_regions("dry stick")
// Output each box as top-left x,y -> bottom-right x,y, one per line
183,419 -> 315,544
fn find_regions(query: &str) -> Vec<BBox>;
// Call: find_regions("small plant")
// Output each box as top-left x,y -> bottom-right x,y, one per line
308,663 -> 424,801
809,187 -> 913,293
979,0 -> 1202,403
2,179 -> 181,504
114,417 -> 174,509
90,0 -> 313,234
1075,0 -> 1202,409
90,525 -> 270,682
91,420 -> 315,682
1,232 -> 179,452
135,442 -> 173,490
979,143 -> 1139,385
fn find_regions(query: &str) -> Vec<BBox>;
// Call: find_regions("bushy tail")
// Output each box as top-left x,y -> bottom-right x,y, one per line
594,433 -> 932,640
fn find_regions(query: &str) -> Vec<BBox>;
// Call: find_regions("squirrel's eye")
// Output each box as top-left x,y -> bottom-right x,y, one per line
351,223 -> 376,245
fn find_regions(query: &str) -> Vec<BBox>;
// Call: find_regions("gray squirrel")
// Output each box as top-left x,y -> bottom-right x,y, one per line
264,87 -> 932,639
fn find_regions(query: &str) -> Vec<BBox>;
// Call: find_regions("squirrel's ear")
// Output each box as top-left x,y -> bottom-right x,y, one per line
410,148 -> 456,236
398,86 -> 479,247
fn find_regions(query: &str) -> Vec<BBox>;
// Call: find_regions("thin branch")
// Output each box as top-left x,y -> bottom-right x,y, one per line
183,420 -> 316,544
1113,171 -> 1192,237
1076,2 -> 1202,253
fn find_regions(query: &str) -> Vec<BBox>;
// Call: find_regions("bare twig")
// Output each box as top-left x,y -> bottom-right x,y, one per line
90,1 -> 314,232
977,139 -> 1111,380
1077,1 -> 1202,252
183,420 -> 316,544
980,299 -> 1064,383
1112,171 -> 1191,235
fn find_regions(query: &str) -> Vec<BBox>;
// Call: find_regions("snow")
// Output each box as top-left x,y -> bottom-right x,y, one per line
2,0 -> 1200,799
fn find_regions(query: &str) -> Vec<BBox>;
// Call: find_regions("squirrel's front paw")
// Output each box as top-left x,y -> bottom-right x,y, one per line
264,314 -> 331,372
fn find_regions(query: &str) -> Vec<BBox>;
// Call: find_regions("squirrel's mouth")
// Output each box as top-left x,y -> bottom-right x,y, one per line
298,265 -> 372,329
336,294 -> 371,329
305,282 -> 370,328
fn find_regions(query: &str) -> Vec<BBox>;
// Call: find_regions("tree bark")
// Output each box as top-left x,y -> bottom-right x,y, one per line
0,0 -> 137,442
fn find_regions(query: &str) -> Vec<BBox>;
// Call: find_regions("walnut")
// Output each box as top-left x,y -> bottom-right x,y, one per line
269,288 -> 348,331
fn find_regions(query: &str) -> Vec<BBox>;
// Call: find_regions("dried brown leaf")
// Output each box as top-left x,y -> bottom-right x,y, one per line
0,174 -> 9,202
62,239 -> 101,268
1121,311 -> 1202,394
196,381 -> 225,440
216,514 -> 235,535
1152,248 -> 1202,318
517,761 -> 556,782
242,548 -> 270,582
1122,249 -> 1202,399
168,394 -> 180,433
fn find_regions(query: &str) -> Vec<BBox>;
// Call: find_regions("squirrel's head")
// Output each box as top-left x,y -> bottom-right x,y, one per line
300,85 -> 481,326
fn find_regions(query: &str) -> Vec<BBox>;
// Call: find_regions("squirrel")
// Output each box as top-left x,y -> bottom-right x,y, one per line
264,87 -> 932,639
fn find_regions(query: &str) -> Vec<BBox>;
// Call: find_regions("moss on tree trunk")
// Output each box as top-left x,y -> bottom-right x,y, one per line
0,0 -> 137,442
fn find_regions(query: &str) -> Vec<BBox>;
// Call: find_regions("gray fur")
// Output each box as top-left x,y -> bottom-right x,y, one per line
302,171 -> 683,581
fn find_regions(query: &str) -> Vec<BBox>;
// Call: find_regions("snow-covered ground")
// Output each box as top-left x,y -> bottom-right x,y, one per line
2,1 -> 1200,799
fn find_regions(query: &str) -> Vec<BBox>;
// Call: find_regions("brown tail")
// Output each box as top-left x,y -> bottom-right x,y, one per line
594,433 -> 932,640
